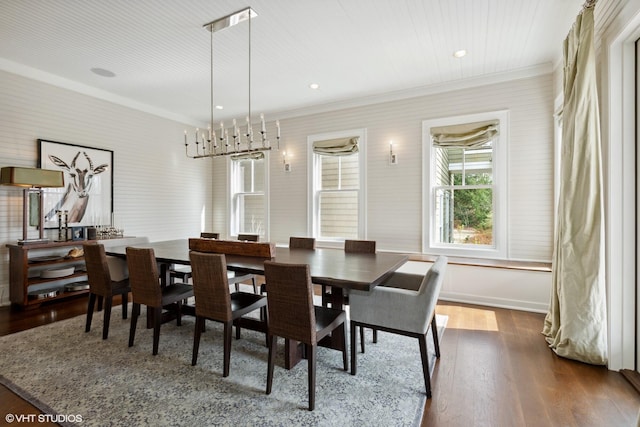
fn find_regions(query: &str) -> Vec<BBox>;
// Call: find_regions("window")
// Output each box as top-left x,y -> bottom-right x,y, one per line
230,152 -> 268,238
308,129 -> 366,241
423,111 -> 508,258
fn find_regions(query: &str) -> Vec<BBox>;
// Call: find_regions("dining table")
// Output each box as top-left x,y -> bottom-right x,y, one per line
106,238 -> 408,368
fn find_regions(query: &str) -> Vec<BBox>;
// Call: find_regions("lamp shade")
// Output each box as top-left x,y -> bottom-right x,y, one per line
0,167 -> 64,188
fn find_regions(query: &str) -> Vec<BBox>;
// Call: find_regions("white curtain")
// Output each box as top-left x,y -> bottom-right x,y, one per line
542,4 -> 607,365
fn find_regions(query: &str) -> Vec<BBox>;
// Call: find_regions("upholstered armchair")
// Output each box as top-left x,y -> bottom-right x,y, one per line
349,255 -> 447,398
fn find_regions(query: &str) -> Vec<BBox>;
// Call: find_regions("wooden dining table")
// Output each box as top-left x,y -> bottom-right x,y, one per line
106,239 -> 408,368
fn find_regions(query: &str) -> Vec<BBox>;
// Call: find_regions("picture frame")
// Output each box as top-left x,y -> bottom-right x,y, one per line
38,139 -> 113,229
71,226 -> 85,241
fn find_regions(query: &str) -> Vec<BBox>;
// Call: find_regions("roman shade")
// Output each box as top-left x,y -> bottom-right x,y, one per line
312,137 -> 359,156
230,152 -> 265,161
430,120 -> 499,148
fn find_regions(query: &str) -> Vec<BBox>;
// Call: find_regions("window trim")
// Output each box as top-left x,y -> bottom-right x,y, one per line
307,128 -> 367,244
228,152 -> 270,240
422,110 -> 508,259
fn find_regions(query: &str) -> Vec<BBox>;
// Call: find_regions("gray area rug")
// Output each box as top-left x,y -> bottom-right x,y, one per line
0,306 -> 446,426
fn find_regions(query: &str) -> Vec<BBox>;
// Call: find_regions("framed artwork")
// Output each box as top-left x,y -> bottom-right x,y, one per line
71,226 -> 85,241
38,139 -> 113,229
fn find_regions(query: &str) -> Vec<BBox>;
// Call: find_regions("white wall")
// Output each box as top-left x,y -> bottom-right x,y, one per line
215,74 -> 556,262
0,69 -> 556,312
0,70 -> 213,306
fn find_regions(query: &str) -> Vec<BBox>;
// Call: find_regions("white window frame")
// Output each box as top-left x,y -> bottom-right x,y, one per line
228,153 -> 270,240
422,110 -> 508,259
307,128 -> 367,244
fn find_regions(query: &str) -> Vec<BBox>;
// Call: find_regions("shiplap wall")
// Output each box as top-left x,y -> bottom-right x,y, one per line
214,74 -> 555,260
0,70 -> 212,306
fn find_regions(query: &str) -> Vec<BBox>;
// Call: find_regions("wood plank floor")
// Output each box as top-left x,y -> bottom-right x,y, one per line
1,295 -> 639,426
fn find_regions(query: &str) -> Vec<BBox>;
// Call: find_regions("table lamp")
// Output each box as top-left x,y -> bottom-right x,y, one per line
1,166 -> 65,244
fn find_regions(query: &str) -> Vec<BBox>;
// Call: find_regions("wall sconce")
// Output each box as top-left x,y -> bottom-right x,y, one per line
283,151 -> 291,172
389,141 -> 398,165
1,167 -> 65,243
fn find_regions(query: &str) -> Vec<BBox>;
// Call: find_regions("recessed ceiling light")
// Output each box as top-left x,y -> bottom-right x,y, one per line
215,105 -> 224,110
90,67 -> 116,77
309,83 -> 319,90
453,49 -> 467,58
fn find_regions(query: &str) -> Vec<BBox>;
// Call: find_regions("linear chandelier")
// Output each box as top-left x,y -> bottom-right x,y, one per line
185,7 -> 279,159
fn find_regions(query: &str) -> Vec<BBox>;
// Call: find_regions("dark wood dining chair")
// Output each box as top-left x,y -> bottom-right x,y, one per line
232,233 -> 259,293
170,232 -> 220,283
190,251 -> 267,377
126,247 -> 194,355
289,236 -> 316,249
349,256 -> 447,398
322,239 -> 377,307
264,261 -> 347,411
83,242 -> 130,340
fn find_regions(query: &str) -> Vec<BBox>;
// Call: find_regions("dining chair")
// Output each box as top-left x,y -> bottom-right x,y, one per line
322,239 -> 377,307
126,247 -> 194,355
264,261 -> 348,411
83,242 -> 131,340
289,236 -> 316,249
349,255 -> 447,398
170,232 -> 220,284
231,233 -> 259,293
190,251 -> 267,377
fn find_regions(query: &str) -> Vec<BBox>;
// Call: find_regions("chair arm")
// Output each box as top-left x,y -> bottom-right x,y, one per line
349,285 -> 435,335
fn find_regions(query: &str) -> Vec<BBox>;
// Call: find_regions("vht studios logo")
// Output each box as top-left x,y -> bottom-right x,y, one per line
5,413 -> 83,423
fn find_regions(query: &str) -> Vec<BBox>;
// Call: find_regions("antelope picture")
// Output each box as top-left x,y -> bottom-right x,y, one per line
45,151 -> 109,223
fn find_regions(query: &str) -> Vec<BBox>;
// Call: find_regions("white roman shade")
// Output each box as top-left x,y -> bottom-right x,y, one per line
312,136 -> 359,156
430,120 -> 499,148
230,152 -> 265,161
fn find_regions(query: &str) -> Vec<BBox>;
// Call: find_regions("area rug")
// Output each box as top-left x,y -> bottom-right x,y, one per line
0,307 -> 446,426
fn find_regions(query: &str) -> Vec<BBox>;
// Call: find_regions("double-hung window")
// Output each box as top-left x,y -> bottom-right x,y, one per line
308,129 -> 366,241
423,111 -> 508,258
230,152 -> 268,238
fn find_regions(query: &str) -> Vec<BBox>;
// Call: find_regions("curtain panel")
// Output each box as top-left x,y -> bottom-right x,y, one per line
542,4 -> 607,365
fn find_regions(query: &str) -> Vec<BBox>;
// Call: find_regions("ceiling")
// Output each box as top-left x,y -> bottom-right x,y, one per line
0,0 -> 585,126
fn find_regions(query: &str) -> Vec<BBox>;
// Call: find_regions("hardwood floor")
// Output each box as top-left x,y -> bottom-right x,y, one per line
1,296 -> 639,426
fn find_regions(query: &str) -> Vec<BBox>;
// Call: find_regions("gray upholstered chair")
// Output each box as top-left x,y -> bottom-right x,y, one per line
264,261 -> 347,411
190,251 -> 267,377
349,255 -> 447,398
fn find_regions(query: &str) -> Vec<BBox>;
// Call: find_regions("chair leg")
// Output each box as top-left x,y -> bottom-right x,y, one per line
192,316 -> 204,366
152,306 -> 162,355
350,320 -> 357,375
223,321 -> 232,377
85,293 -> 97,333
266,335 -> 276,395
321,285 -> 329,307
418,334 -> 432,398
102,297 -> 113,340
359,326 -> 365,353
121,292 -> 128,319
176,301 -> 182,326
308,344 -> 317,411
97,295 -> 103,312
431,315 -> 440,358
373,328 -> 378,343
128,303 -> 140,347
341,323 -> 348,371
235,319 -> 241,340
251,277 -> 257,294
235,282 -> 240,293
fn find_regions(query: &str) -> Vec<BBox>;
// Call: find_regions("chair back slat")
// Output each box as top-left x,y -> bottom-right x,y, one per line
83,243 -> 112,296
344,239 -> 376,254
289,237 -> 315,250
126,247 -> 162,306
190,252 -> 232,321
264,261 -> 315,344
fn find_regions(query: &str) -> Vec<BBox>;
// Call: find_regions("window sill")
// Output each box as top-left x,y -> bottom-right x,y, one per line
406,253 -> 551,273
